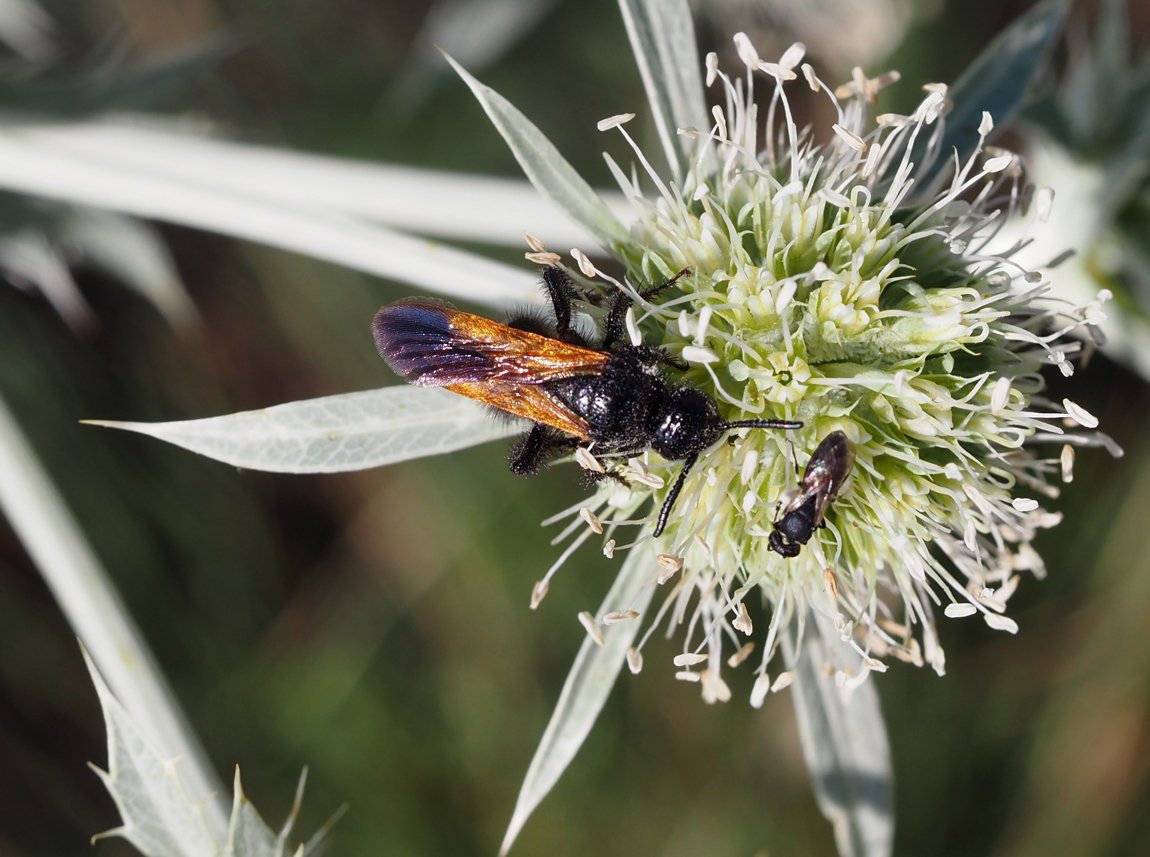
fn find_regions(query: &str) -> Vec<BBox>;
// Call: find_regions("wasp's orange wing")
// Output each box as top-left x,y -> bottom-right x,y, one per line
373,297 -> 608,438
445,381 -> 592,438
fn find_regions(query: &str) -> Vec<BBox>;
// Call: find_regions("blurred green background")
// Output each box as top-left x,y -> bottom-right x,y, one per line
1,1 -> 1148,855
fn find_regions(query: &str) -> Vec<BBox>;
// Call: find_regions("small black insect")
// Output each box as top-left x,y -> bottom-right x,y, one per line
768,430 -> 855,558
373,265 -> 802,537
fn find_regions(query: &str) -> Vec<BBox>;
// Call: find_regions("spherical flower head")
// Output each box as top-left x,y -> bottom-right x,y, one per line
551,36 -> 1109,703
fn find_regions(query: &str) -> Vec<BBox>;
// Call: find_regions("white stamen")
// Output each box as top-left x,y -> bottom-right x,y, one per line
677,310 -> 692,338
602,539 -> 616,558
741,490 -> 757,513
530,579 -> 549,610
1063,399 -> 1099,428
984,614 -> 1019,634
673,653 -> 708,667
741,449 -> 759,484
732,31 -> 760,66
832,123 -> 867,152
705,52 -> 719,87
978,111 -> 994,136
574,446 -> 605,473
1011,498 -> 1039,513
732,602 -> 753,635
627,458 -> 665,488
604,610 -> 639,624
750,673 -> 772,708
626,647 -> 643,674
656,553 -> 683,584
771,671 -> 794,692
962,483 -> 995,517
523,232 -> 546,252
1037,186 -> 1055,222
579,507 -> 604,534
778,42 -> 806,71
983,154 -> 1014,173
571,248 -> 598,278
625,307 -> 642,347
944,603 -> 977,618
1060,445 -> 1075,483
701,670 -> 732,703
823,567 -> 839,600
862,142 -> 882,178
819,188 -> 851,208
525,250 -> 562,266
991,376 -> 1011,414
775,280 -> 797,314
681,345 -> 720,364
597,113 -> 635,131
801,63 -> 819,91
695,306 -> 713,344
675,670 -> 701,683
758,60 -> 797,81
728,642 -> 755,668
578,611 -> 605,646
711,104 -> 728,142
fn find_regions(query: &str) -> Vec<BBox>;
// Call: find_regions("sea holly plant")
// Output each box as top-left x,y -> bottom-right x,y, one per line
69,0 -> 1116,854
84,649 -> 332,857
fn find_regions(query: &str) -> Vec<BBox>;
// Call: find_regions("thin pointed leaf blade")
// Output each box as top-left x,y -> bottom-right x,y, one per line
444,53 -> 631,250
617,0 -> 707,182
0,127 -> 537,305
783,610 -> 893,857
500,544 -> 657,855
84,649 -> 224,857
918,0 -> 1070,193
84,387 -> 519,473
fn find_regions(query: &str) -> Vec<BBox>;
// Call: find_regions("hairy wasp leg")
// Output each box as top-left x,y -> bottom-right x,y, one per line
601,268 -> 691,350
509,423 -> 579,475
541,266 -> 580,342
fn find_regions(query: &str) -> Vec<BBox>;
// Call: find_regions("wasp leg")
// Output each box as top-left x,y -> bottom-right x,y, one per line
602,268 -> 690,350
541,266 -> 583,343
653,450 -> 699,537
509,423 -> 579,475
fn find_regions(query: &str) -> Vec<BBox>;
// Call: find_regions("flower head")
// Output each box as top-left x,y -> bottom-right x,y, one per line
535,36 -> 1109,702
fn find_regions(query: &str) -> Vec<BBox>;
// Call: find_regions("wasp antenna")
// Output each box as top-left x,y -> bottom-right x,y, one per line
720,419 -> 804,431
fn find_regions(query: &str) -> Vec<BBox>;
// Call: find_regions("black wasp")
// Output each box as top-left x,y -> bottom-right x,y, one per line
373,265 -> 802,537
768,430 -> 855,558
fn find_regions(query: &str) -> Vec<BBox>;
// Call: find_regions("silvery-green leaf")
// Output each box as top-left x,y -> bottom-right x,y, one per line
0,393 -> 225,826
0,228 -> 95,328
444,53 -> 632,251
16,120 -> 620,249
84,387 -> 520,473
85,649 -> 224,857
0,0 -> 55,61
0,127 -> 536,306
225,768 -> 279,857
60,208 -> 198,328
917,0 -> 1070,194
783,610 -> 893,857
500,543 -> 657,855
616,0 -> 707,183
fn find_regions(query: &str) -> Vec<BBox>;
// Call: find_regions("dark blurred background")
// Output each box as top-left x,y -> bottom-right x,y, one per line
1,1 -> 1148,855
